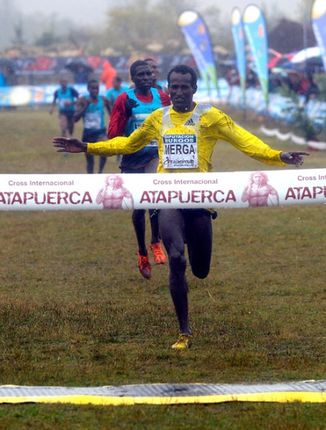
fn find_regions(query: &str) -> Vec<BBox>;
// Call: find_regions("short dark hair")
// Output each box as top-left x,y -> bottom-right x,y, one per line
130,60 -> 149,78
167,65 -> 197,88
144,57 -> 156,63
87,78 -> 99,88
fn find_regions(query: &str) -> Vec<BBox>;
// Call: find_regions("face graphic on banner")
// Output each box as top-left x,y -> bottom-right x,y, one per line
96,175 -> 134,210
241,172 -> 279,207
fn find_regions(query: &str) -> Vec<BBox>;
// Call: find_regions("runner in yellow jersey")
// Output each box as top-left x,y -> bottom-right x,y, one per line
54,65 -> 309,350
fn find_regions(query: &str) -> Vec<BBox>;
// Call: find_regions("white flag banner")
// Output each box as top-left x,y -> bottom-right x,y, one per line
0,170 -> 325,211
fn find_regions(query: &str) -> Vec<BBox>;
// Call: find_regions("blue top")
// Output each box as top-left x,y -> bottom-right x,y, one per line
83,96 -> 106,131
106,86 -> 128,105
124,87 -> 162,136
55,86 -> 79,113
121,87 -> 162,169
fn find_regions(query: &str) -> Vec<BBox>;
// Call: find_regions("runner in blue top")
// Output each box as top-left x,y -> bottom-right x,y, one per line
74,79 -> 111,173
106,76 -> 128,111
108,60 -> 170,279
49,77 -> 79,137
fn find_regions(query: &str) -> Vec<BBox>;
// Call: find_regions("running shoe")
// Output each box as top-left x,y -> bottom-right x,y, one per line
137,252 -> 152,279
171,334 -> 192,350
150,242 -> 167,264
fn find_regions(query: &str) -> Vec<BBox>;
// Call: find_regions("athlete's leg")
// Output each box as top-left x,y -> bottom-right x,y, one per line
122,166 -> 151,278
97,135 -> 108,174
59,114 -> 68,137
149,209 -> 160,243
67,115 -> 74,137
133,207 -> 151,279
98,156 -> 107,174
184,210 -> 212,279
85,153 -> 94,174
159,209 -> 190,334
132,208 -> 147,256
144,157 -> 160,244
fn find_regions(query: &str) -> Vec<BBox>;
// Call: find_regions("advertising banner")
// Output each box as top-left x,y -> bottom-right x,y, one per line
243,5 -> 269,108
231,8 -> 247,105
312,0 -> 326,71
178,10 -> 218,97
0,171 -> 325,211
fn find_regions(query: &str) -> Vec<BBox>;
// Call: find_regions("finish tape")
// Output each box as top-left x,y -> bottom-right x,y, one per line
0,169 -> 325,211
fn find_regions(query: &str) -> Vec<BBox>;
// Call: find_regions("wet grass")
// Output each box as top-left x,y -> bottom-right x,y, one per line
0,107 -> 325,429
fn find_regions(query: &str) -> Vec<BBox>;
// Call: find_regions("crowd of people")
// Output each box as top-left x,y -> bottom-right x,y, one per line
225,65 -> 321,103
52,61 -> 308,350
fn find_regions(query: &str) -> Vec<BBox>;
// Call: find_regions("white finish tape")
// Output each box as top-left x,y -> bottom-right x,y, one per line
0,170 -> 325,211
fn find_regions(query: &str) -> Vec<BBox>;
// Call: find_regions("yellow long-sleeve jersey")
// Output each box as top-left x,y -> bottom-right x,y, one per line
87,103 -> 285,173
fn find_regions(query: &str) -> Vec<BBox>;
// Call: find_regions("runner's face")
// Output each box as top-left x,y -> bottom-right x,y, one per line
88,82 -> 99,98
113,78 -> 121,89
146,60 -> 159,80
168,72 -> 196,112
60,78 -> 68,89
132,65 -> 153,91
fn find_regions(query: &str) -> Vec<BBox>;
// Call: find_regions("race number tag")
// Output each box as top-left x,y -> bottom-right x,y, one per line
163,134 -> 198,169
84,112 -> 101,130
59,99 -> 70,109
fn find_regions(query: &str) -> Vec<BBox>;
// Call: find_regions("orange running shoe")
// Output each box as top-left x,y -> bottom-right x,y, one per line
137,252 -> 152,279
150,242 -> 167,265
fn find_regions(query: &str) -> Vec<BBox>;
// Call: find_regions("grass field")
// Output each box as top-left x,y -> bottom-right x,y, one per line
0,108 -> 325,429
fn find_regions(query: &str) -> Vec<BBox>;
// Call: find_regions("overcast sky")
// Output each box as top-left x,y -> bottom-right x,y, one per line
14,0 -> 300,26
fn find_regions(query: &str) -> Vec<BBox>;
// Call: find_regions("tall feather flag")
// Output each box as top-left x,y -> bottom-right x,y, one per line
178,10 -> 218,98
243,4 -> 269,108
231,8 -> 247,106
311,0 -> 326,71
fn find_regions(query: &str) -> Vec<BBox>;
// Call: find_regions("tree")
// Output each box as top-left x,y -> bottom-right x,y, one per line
102,0 -> 222,55
269,18 -> 316,53
12,17 -> 26,47
0,0 -> 16,49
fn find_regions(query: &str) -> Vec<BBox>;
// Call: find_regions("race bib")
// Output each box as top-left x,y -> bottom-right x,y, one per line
59,99 -> 70,109
162,134 -> 198,169
84,112 -> 101,130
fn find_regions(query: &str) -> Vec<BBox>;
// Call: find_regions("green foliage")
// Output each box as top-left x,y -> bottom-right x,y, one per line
294,105 -> 320,140
103,0 -> 187,54
278,84 -> 323,141
12,19 -> 25,47
35,31 -> 60,48
315,73 -> 326,100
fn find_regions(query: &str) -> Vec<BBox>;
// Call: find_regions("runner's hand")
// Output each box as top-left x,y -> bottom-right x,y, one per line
125,96 -> 138,116
280,152 -> 310,166
53,137 -> 87,153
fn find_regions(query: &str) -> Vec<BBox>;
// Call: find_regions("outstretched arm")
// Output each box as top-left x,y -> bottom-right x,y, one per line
73,97 -> 89,122
53,137 -> 87,153
103,96 -> 112,115
53,110 -> 160,156
280,152 -> 309,166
